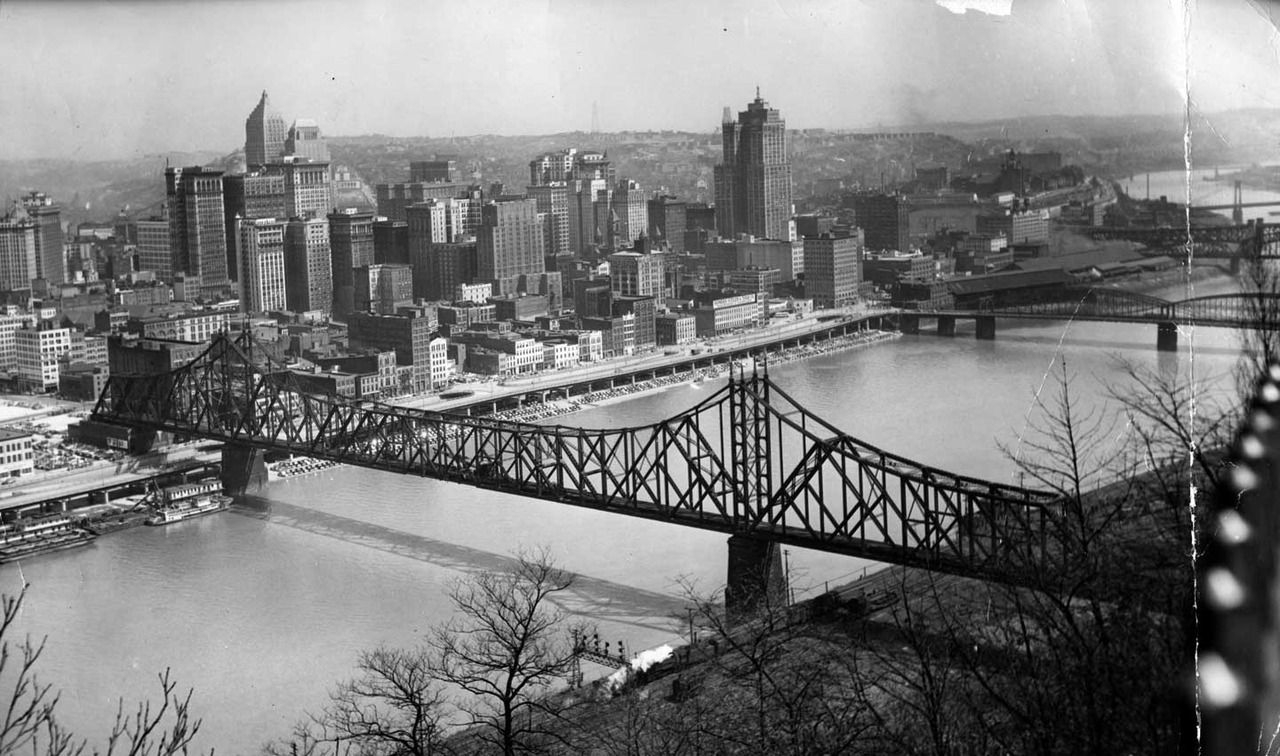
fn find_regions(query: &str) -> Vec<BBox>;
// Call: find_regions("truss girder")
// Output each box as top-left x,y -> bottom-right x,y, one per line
91,333 -> 1063,581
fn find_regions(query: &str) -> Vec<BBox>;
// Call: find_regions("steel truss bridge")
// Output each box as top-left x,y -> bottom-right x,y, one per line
91,332 -> 1069,588
963,288 -> 1280,329
1087,221 -> 1280,259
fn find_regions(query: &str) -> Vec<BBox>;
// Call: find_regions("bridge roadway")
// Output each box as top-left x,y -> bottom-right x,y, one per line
896,288 -> 1277,351
91,331 -> 1079,615
413,310 -> 894,416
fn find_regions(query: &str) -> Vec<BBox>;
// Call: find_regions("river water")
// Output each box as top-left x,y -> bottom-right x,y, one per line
1118,165 -> 1280,223
0,278 -> 1246,753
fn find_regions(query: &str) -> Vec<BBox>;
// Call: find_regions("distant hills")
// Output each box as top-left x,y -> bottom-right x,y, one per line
3,109 -> 1276,228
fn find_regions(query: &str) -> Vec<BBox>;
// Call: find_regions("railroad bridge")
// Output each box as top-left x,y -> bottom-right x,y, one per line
900,289 -> 1280,351
92,332 -> 1070,615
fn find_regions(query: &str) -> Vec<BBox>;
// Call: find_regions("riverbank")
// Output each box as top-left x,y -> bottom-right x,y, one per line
489,329 -> 901,425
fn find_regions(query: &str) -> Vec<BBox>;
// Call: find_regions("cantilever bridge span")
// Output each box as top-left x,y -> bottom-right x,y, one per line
91,333 -> 1062,607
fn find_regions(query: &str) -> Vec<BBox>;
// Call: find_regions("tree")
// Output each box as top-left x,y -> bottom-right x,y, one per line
0,585 -> 205,756
431,548 -> 580,755
265,646 -> 450,756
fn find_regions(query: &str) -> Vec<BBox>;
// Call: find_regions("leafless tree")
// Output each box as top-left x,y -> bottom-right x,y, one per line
0,585 -> 205,756
265,645 -> 450,756
431,548 -> 579,756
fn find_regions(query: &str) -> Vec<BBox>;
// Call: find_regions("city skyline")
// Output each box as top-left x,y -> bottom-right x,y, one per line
1,0 -> 1277,161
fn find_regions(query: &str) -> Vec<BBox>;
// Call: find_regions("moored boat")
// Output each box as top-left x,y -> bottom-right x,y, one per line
146,480 -> 233,526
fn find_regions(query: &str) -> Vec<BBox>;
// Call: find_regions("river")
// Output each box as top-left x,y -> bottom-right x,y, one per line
1118,165 -> 1280,223
1,277 -> 1246,754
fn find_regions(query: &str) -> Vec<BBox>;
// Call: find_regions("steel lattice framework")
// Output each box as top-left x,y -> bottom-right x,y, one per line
91,332 -> 1063,581
948,288 -> 1280,328
1087,221 -> 1280,258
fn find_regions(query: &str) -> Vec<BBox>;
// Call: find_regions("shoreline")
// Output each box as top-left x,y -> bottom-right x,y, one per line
489,329 -> 901,425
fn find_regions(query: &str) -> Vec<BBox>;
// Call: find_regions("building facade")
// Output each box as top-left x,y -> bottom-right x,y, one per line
166,166 -> 230,296
329,209 -> 376,320
714,93 -> 793,241
245,91 -> 287,169
477,198 -> 545,295
284,217 -> 333,314
20,192 -> 63,285
238,218 -> 287,313
803,233 -> 861,308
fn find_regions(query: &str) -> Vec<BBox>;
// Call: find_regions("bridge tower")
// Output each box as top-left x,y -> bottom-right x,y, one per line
724,358 -> 787,623
1233,181 -> 1244,226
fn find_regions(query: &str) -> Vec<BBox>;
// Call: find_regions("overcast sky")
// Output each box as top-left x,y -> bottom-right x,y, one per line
0,0 -> 1277,160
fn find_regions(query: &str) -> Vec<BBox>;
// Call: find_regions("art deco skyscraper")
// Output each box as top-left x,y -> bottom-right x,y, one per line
245,91 -> 287,169
713,92 -> 793,241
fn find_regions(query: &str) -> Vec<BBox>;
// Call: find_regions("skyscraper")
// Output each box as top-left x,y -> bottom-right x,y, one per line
526,183 -> 569,257
223,172 -> 287,281
329,209 -> 375,321
611,180 -> 648,249
284,217 -> 333,314
245,91 -> 287,169
166,166 -> 230,297
237,218 -> 287,313
477,197 -> 545,295
714,92 -> 793,241
274,159 -> 332,219
285,119 -> 330,163
20,192 -> 63,285
0,204 -> 37,291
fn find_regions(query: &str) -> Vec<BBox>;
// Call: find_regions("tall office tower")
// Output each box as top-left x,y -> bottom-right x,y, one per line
802,232 -> 861,309
355,264 -> 414,315
245,91 -> 287,169
407,200 -> 449,299
849,193 -> 910,252
237,218 -> 287,312
714,92 -> 793,240
526,183 -> 569,256
223,172 -> 287,281
447,191 -> 482,241
567,177 -> 608,253
529,148 -> 615,187
529,149 -> 577,185
0,204 -> 37,291
328,209 -> 375,321
423,242 -> 477,301
607,250 -> 664,308
284,217 -> 333,314
285,119 -> 330,163
134,217 -> 172,278
274,159 -> 332,219
410,158 -> 458,183
166,166 -> 230,296
648,195 -> 687,252
477,198 -> 544,295
373,219 -> 409,265
611,180 -> 648,249
20,192 -> 63,285
375,181 -> 465,222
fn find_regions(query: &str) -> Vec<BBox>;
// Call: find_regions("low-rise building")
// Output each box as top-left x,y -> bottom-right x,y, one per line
541,340 -> 580,371
655,312 -> 696,346
15,321 -> 71,391
691,292 -> 757,337
0,428 -> 34,479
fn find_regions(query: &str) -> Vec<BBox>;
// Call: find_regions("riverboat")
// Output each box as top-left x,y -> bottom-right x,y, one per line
0,513 -> 97,563
145,480 -> 233,526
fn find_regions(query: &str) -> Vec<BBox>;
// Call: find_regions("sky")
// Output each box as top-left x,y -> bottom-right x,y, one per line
0,0 -> 1277,160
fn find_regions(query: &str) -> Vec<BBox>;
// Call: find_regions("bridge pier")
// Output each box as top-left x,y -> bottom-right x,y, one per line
725,534 -> 788,624
1157,321 -> 1179,352
975,316 -> 996,341
899,314 -> 920,335
220,443 -> 268,496
936,315 -> 956,337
